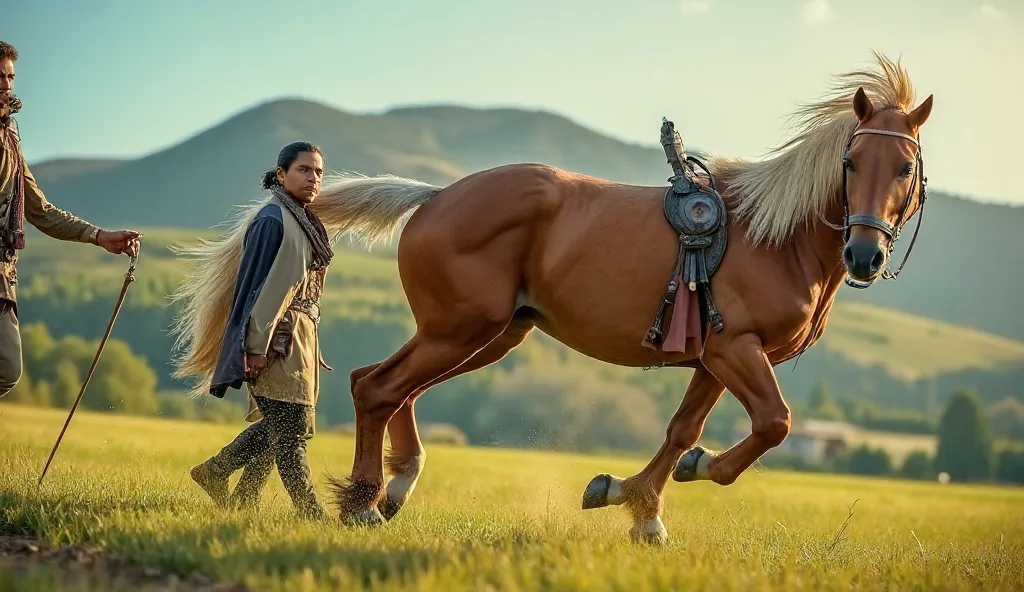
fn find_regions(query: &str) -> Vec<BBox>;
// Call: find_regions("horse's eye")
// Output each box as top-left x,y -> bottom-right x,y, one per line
899,162 -> 913,178
843,158 -> 855,172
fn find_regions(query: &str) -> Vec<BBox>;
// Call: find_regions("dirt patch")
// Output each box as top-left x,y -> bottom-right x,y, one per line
0,535 -> 248,591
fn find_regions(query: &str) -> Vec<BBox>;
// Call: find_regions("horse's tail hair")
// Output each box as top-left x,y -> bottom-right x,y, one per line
310,171 -> 445,249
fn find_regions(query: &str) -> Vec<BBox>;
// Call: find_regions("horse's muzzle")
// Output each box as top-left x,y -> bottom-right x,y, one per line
843,236 -> 886,282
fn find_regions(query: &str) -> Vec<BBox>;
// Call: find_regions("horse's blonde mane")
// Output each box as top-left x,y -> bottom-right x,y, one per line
707,50 -> 918,248
168,171 -> 442,397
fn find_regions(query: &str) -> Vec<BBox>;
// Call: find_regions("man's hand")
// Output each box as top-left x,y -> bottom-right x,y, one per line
96,230 -> 141,257
245,353 -> 268,381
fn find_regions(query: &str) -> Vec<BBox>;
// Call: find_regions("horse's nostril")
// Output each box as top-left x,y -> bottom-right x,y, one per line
871,249 -> 885,272
843,245 -> 854,268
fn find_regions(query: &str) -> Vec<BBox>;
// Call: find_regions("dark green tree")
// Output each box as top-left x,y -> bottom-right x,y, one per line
806,379 -> 845,421
935,389 -> 994,482
844,444 -> 893,476
994,449 -> 1024,485
899,450 -> 935,481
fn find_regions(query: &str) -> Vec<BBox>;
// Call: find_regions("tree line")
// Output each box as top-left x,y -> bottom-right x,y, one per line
760,387 -> 1024,485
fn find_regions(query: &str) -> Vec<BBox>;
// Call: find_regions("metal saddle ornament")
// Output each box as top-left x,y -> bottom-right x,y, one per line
644,118 -> 728,349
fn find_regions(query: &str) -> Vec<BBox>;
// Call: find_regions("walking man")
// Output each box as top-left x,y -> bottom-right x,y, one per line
0,40 -> 139,396
185,141 -> 334,520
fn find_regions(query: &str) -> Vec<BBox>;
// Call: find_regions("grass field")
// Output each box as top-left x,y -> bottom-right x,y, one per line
1,404 -> 1021,591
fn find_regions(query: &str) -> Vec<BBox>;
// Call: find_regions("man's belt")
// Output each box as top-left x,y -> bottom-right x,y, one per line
288,298 -> 322,323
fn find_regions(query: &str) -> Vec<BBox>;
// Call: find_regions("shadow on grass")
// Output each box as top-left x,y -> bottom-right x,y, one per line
213,539 -> 445,588
0,485 -> 508,590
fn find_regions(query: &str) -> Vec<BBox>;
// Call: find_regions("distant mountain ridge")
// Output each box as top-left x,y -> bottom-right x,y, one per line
25,98 -> 1024,343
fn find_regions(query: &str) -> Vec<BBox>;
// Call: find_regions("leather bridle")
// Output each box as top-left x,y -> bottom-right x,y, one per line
792,124 -> 929,367
835,126 -> 928,289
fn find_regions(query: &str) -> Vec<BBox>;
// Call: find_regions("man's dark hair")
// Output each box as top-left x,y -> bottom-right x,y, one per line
0,41 -> 18,62
261,141 -> 325,189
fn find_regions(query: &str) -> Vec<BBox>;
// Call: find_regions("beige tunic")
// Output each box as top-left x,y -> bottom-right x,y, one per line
243,194 -> 330,429
0,123 -> 99,302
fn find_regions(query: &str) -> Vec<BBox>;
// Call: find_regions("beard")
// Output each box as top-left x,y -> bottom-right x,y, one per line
0,93 -> 21,125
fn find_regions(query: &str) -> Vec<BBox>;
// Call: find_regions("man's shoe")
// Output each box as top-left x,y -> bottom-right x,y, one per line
297,499 -> 329,522
190,460 -> 230,507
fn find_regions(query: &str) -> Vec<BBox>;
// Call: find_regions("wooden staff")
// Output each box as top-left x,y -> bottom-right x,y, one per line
37,247 -> 139,487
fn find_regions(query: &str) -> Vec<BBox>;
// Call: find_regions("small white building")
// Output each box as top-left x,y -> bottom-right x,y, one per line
733,418 -> 858,465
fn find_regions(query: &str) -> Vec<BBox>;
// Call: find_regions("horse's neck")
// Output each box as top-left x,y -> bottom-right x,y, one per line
796,191 -> 849,307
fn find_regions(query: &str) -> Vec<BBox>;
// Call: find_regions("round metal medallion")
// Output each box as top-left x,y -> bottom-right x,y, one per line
679,194 -> 720,235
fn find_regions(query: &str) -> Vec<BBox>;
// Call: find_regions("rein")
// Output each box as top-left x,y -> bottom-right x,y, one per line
829,126 -> 928,289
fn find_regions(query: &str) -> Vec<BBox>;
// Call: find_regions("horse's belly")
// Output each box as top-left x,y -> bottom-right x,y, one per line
529,314 -> 690,368
523,205 -> 700,368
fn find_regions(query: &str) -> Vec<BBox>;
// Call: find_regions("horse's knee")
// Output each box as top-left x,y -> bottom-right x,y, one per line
752,408 -> 791,448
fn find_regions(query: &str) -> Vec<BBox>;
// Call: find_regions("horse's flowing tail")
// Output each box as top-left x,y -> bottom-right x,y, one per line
309,171 -> 445,248
168,171 -> 444,397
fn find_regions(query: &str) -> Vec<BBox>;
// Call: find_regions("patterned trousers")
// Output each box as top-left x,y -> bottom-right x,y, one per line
202,395 -> 324,518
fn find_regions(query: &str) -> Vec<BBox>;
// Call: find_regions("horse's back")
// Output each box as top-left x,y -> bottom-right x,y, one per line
398,162 -> 656,255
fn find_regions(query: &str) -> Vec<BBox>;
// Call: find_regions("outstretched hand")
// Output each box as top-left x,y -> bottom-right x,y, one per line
96,230 -> 141,257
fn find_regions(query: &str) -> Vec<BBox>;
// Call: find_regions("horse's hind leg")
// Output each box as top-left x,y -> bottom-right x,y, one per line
330,290 -> 518,526
380,403 -> 426,521
379,315 -> 535,521
582,367 -> 725,544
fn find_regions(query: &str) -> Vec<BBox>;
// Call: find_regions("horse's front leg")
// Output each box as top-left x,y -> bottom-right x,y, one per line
582,367 -> 725,544
673,333 -> 791,485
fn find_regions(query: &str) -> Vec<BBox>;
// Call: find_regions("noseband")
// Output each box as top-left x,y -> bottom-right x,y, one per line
836,126 -> 928,289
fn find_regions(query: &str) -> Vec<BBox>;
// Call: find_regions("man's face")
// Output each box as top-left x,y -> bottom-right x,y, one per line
0,59 -> 14,117
277,151 -> 324,203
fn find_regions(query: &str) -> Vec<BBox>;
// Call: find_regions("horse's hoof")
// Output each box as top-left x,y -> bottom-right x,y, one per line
341,506 -> 385,528
379,496 -> 402,521
629,517 -> 668,546
673,446 -> 710,482
581,473 -> 613,510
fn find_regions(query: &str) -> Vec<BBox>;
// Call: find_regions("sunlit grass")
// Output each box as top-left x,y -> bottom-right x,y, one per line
1,404 -> 1021,591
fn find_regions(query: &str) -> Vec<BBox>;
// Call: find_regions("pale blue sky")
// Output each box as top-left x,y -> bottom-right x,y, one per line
6,0 -> 1022,204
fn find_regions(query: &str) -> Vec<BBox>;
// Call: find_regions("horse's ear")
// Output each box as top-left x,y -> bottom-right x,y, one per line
853,87 -> 874,122
907,94 -> 933,129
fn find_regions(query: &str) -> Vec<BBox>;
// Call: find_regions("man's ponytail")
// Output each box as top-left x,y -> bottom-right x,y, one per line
260,169 -> 278,190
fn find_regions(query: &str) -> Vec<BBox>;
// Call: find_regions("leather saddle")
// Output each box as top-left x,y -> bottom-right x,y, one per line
644,118 -> 728,349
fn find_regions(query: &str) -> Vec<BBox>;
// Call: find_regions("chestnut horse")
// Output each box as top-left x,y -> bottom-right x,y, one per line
195,52 -> 931,543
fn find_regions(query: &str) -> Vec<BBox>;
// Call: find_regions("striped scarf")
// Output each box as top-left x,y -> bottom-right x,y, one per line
270,185 -> 333,270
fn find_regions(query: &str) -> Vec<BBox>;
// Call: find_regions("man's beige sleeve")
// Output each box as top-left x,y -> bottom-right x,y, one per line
21,156 -> 99,242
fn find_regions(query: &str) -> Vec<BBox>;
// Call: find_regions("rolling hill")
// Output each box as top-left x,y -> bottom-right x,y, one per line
24,98 -> 1024,343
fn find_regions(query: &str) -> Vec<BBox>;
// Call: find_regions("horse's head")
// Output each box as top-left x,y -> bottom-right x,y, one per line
840,87 -> 933,288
